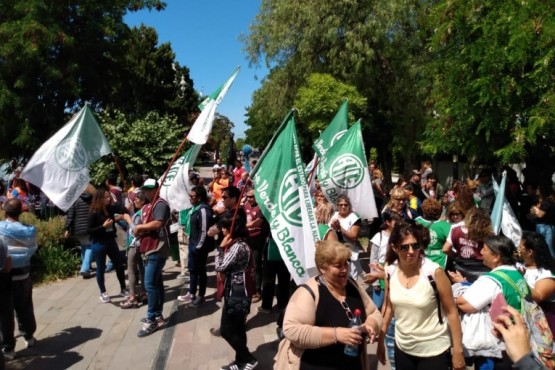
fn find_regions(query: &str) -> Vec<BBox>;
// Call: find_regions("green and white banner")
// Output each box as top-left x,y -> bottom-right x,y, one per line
21,104 -> 112,212
251,111 -> 320,284
159,144 -> 202,212
188,66 -> 240,145
312,99 -> 349,158
317,120 -> 378,220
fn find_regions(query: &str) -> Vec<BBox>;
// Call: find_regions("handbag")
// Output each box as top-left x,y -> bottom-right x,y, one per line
225,281 -> 251,316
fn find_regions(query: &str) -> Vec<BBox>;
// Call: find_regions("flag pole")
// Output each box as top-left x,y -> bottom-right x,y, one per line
228,184 -> 248,241
306,156 -> 319,188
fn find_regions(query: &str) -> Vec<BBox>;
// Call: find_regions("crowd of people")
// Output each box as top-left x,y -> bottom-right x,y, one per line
0,158 -> 554,370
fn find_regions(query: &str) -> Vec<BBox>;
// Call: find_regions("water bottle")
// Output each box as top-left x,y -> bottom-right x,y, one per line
344,308 -> 362,357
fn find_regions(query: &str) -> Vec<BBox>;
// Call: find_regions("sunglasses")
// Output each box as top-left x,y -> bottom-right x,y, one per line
246,195 -> 255,199
337,204 -> 349,207
392,197 -> 406,201
399,243 -> 422,252
341,300 -> 354,320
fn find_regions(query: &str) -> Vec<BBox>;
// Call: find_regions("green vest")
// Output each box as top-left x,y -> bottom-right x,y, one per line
485,268 -> 528,311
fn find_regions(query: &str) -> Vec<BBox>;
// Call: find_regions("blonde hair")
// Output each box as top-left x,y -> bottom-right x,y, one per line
85,184 -> 97,195
316,202 -> 334,224
315,240 -> 351,271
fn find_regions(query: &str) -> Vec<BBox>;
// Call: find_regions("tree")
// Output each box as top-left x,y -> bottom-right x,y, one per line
422,0 -> 555,175
0,1 -> 197,160
294,73 -> 367,134
90,110 -> 186,183
204,113 -> 234,161
243,0 -> 431,180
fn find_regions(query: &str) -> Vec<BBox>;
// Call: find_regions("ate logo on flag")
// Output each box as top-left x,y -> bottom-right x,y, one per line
330,154 -> 364,189
55,138 -> 89,172
279,170 -> 303,227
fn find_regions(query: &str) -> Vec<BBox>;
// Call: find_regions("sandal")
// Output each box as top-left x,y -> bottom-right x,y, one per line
120,297 -> 139,309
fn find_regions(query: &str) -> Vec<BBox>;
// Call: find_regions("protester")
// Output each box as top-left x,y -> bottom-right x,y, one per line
213,158 -> 226,178
382,187 -> 418,222
125,174 -> 144,215
517,231 -> 555,333
454,235 -> 527,369
88,187 -> 128,303
120,191 -> 148,309
237,172 -> 253,193
330,195 -> 363,279
243,189 -> 268,303
0,199 -> 38,360
419,161 -> 433,185
64,184 -> 96,278
377,222 -> 464,370
422,173 -> 443,200
231,159 -> 246,187
476,169 -> 495,213
530,182 -> 555,257
209,169 -> 231,204
416,198 -> 451,269
409,171 -> 426,202
177,186 -> 213,307
259,237 -> 291,317
446,200 -> 467,226
367,212 -> 402,310
404,183 -> 422,216
135,179 -> 171,337
8,178 -> 29,212
276,240 -> 382,370
216,213 -> 258,370
443,207 -> 493,282
316,202 -> 338,241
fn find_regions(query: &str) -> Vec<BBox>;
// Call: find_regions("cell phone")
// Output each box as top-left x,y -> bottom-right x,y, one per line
489,293 -> 508,322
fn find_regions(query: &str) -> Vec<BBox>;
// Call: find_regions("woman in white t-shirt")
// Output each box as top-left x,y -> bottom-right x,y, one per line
377,222 -> 464,370
329,195 -> 362,279
367,212 -> 402,310
518,231 -> 555,333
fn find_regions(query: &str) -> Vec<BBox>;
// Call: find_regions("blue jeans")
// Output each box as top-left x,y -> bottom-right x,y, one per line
144,253 -> 167,321
371,286 -> 385,311
91,240 -> 126,294
536,223 -> 555,257
80,244 -> 92,273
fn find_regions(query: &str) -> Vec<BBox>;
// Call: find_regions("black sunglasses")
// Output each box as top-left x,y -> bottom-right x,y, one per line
399,243 -> 422,252
341,301 -> 354,320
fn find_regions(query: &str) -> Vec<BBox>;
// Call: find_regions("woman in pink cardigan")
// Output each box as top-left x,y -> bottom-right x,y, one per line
275,240 -> 382,370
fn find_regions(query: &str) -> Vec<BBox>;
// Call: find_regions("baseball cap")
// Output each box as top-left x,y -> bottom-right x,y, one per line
141,178 -> 159,189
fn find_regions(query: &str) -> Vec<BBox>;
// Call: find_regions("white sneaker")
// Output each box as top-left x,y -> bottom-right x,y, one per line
177,292 -> 194,303
100,292 -> 111,303
24,337 -> 36,348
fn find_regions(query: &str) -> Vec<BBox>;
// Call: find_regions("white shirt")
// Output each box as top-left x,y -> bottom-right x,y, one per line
523,266 -> 555,303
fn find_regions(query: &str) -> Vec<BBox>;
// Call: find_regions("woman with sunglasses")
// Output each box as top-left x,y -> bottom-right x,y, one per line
330,195 -> 363,279
276,240 -> 382,370
377,222 -> 464,370
382,188 -> 418,222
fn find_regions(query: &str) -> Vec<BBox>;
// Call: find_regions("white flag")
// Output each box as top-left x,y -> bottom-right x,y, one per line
158,144 -> 201,212
21,104 -> 111,212
187,67 -> 240,144
492,172 -> 522,247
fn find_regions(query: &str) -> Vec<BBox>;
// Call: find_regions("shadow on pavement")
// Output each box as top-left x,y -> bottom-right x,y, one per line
8,326 -> 102,370
252,339 -> 280,369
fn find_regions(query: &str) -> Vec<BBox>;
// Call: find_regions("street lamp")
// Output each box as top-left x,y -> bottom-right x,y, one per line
172,62 -> 187,99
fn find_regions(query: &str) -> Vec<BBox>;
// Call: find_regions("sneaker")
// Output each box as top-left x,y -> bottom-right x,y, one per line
137,319 -> 158,338
251,293 -> 261,303
140,316 -> 166,327
210,327 -> 221,337
80,271 -> 94,279
189,296 -> 205,307
99,292 -> 111,303
177,292 -> 194,303
242,359 -> 258,370
2,349 -> 15,361
177,273 -> 189,280
257,306 -> 271,314
24,337 -> 36,348
120,289 -> 130,298
220,361 -> 242,370
105,266 -> 114,273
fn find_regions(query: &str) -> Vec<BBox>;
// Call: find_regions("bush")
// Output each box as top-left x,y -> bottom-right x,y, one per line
0,211 -> 80,283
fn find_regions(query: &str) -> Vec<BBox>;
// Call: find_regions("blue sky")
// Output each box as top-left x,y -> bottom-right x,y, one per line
124,0 -> 268,139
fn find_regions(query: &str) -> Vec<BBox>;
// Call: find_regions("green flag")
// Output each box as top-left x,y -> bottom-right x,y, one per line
317,120 -> 378,219
312,99 -> 349,157
251,111 -> 320,284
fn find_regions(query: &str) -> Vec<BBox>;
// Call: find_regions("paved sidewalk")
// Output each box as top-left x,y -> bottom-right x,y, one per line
5,257 -> 389,370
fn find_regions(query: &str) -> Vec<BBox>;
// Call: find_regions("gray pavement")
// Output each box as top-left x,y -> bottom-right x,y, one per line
5,252 -> 390,370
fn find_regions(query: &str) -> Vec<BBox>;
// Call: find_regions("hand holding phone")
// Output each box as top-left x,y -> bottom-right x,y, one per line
489,293 -> 509,323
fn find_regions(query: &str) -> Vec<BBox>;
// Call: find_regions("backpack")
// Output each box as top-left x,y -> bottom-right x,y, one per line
490,271 -> 555,369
